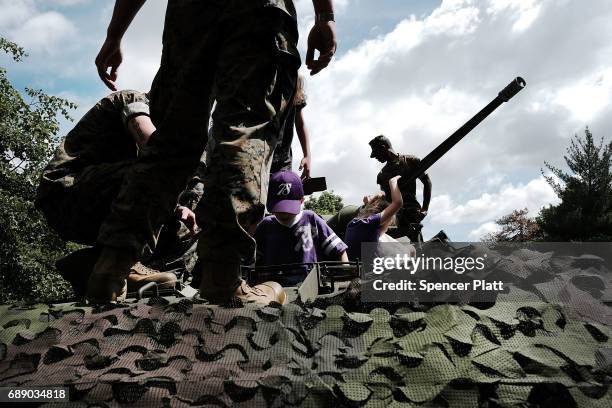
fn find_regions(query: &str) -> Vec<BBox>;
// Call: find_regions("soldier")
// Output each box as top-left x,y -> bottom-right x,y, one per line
369,135 -> 432,243
90,0 -> 337,304
35,90 -> 203,298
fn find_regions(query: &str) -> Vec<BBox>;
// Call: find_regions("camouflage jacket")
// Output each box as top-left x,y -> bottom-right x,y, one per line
37,90 -> 205,209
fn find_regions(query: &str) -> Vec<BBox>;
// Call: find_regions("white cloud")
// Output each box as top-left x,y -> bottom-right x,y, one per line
9,12 -> 77,53
428,176 -> 559,225
0,0 -> 36,27
425,0 -> 481,36
0,0 -> 77,54
487,0 -> 543,31
47,0 -> 91,6
554,68 -> 612,122
468,221 -> 499,240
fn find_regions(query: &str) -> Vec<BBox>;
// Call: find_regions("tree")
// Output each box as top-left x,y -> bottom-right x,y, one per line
482,208 -> 541,242
537,128 -> 612,241
304,190 -> 344,215
0,38 -> 77,303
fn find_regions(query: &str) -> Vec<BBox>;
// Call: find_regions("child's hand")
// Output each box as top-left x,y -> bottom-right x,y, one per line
176,206 -> 199,234
389,175 -> 401,184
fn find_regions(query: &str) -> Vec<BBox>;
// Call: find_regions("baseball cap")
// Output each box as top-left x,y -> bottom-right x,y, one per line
369,135 -> 393,157
267,171 -> 304,214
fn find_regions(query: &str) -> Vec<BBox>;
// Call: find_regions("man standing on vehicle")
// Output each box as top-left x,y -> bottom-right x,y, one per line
369,135 -> 432,243
89,0 -> 338,304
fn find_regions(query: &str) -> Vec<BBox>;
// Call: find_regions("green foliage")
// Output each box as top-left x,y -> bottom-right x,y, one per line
537,128 -> 612,241
304,190 -> 344,215
0,192 -> 74,303
0,38 -> 77,303
482,208 -> 541,242
0,38 -> 27,61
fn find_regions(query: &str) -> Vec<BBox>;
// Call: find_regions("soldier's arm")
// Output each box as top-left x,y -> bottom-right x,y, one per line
307,0 -> 337,75
419,174 -> 432,213
175,205 -> 199,234
95,0 -> 146,90
127,115 -> 155,148
376,173 -> 386,195
114,90 -> 154,147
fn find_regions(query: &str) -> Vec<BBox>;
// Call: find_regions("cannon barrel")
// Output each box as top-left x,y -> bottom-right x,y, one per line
406,77 -> 526,181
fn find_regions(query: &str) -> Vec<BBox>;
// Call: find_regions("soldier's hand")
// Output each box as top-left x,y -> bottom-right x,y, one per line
299,156 -> 311,180
306,21 -> 337,75
95,38 -> 123,91
177,206 -> 199,234
418,209 -> 428,221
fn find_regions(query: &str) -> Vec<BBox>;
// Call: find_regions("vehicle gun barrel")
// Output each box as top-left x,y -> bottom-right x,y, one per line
407,76 -> 526,181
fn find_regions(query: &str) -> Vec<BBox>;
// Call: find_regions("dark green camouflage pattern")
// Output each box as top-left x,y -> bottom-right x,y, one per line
1,246 -> 611,407
35,90 -> 203,280
35,91 -> 145,245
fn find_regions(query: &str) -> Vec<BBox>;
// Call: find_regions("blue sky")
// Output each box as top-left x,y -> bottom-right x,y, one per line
2,0 -> 612,241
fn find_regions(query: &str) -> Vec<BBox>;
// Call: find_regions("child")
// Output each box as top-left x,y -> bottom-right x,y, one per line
254,171 -> 348,285
344,176 -> 403,261
271,74 -> 312,179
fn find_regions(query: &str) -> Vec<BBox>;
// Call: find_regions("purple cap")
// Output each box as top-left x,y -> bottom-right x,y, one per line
267,171 -> 304,214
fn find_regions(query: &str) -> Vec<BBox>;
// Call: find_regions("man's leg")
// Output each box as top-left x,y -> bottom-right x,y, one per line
198,9 -> 300,302
42,161 -> 130,298
91,4 -> 298,304
91,2 -> 224,303
395,208 -> 423,244
37,161 -> 131,246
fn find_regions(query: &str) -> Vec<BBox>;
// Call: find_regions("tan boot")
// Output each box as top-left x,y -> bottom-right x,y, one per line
234,280 -> 287,305
127,262 -> 177,292
86,247 -> 135,304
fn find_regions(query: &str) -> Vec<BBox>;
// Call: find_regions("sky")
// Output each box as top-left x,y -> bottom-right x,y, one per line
1,0 -> 611,241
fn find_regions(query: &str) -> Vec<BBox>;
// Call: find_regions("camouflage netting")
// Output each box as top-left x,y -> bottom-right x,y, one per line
1,246 -> 611,407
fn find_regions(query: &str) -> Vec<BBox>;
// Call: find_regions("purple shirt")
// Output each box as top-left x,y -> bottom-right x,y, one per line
344,213 -> 382,261
254,210 -> 348,284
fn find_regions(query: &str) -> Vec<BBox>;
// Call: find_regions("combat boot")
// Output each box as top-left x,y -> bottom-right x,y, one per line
86,247 -> 135,304
198,260 -> 286,305
127,262 -> 177,291
233,280 -> 287,305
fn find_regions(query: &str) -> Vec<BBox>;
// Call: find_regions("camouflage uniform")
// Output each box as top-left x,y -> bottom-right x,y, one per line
36,90 -> 148,245
36,90 -> 203,273
96,0 -> 300,300
376,154 -> 426,242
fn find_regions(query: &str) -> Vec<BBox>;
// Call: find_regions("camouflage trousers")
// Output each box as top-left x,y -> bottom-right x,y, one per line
37,160 -> 132,246
388,207 -> 425,244
36,159 -> 197,274
97,2 -> 300,299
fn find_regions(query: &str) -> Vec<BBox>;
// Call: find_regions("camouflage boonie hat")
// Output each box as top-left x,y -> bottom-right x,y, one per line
369,135 -> 393,157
